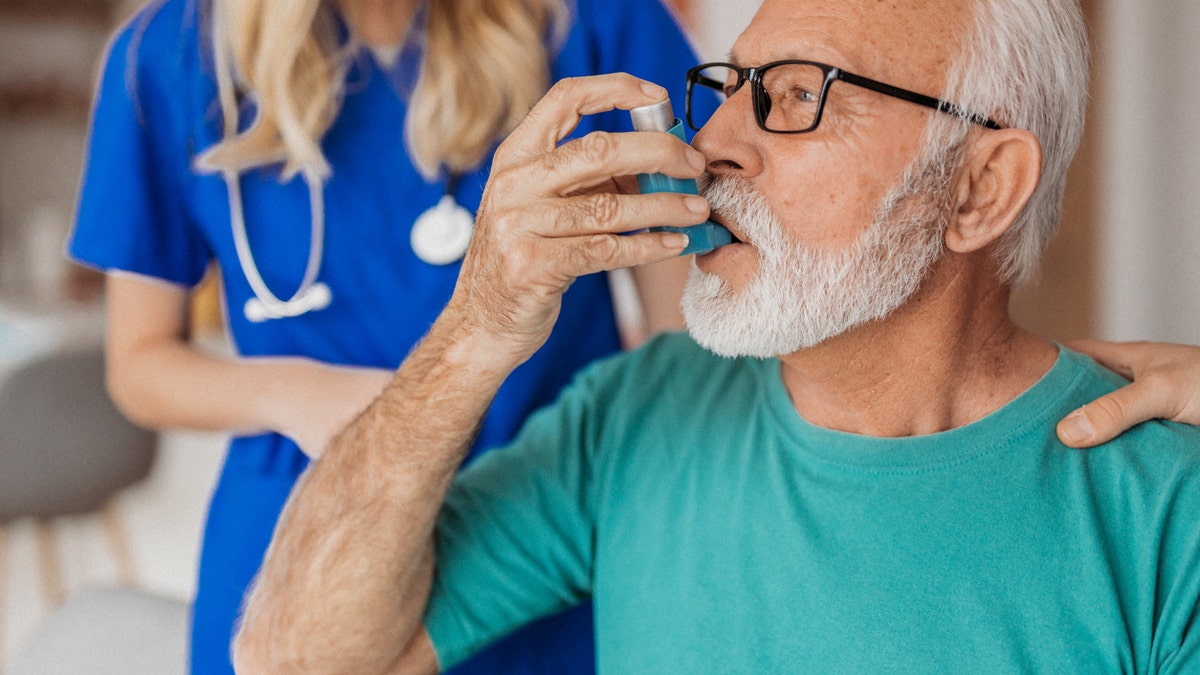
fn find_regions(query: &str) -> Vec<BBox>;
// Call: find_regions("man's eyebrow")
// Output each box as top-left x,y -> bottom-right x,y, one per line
724,51 -> 810,67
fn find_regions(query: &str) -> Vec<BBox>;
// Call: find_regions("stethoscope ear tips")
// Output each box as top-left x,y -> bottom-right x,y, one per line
243,282 -> 333,323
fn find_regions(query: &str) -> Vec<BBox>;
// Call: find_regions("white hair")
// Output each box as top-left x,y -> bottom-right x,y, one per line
936,0 -> 1090,285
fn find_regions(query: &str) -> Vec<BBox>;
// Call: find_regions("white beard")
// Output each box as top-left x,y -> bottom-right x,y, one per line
682,151 -> 958,359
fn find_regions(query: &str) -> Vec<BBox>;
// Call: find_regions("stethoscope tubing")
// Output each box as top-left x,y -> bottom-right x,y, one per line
225,167 -> 471,322
225,169 -> 332,322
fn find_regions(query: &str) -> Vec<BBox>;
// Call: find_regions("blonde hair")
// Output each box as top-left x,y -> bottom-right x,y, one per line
196,0 -> 568,182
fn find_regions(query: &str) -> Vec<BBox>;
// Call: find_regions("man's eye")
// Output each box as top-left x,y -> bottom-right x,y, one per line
777,87 -> 819,105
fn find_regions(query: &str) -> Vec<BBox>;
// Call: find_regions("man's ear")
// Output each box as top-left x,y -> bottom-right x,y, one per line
945,128 -> 1042,254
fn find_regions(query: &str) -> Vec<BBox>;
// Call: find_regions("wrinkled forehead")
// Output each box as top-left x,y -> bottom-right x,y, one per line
732,0 -> 974,93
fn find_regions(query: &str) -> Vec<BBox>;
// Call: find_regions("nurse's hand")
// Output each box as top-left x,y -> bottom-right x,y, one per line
447,73 -> 706,369
1057,340 -> 1200,447
268,362 -> 393,458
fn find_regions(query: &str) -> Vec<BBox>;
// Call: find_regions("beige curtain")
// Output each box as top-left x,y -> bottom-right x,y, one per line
1097,0 -> 1200,343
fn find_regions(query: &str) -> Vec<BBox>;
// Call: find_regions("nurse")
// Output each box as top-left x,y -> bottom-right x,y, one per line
70,0 -> 700,672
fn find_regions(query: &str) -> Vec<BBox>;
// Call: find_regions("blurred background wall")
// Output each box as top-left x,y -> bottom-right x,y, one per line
0,4 -> 216,667
0,1 -> 128,304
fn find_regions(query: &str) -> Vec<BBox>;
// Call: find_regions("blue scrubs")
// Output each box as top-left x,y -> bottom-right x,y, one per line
70,0 -> 700,672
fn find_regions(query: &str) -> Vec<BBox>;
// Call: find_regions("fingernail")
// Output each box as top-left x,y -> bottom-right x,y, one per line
661,232 -> 689,249
642,84 -> 667,98
686,149 -> 706,172
1060,411 -> 1094,444
685,195 -> 709,214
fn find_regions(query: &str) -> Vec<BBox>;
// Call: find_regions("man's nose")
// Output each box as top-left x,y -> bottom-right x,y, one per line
691,87 -> 762,178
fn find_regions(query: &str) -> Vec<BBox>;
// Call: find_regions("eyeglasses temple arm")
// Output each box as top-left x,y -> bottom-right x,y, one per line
837,70 -> 1003,130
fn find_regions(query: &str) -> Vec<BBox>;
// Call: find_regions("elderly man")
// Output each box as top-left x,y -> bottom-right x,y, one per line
235,0 -> 1200,672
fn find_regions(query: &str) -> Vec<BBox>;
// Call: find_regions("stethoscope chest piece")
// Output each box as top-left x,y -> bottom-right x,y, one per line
411,194 -> 474,265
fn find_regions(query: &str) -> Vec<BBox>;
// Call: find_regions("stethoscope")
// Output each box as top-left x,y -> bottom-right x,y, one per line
225,169 -> 474,322
222,9 -> 476,323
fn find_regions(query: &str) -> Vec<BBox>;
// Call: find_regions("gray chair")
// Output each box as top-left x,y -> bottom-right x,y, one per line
0,346 -> 158,662
0,346 -> 156,517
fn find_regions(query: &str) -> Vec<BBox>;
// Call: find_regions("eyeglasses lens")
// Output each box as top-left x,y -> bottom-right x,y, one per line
689,63 -> 826,133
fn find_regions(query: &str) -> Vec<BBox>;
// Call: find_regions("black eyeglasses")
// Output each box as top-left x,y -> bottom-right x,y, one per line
685,60 -> 1003,134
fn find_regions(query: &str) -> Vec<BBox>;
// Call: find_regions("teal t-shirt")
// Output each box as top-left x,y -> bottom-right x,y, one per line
426,333 -> 1200,673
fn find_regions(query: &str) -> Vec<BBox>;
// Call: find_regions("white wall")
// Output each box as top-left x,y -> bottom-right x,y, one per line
693,1 -> 759,61
1098,0 -> 1200,343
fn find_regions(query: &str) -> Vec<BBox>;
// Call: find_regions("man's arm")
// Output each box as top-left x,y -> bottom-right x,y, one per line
1057,341 -> 1200,447
232,73 -> 707,673
231,306 -> 504,673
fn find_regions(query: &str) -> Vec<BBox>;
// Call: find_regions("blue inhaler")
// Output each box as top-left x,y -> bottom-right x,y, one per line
630,100 -> 734,256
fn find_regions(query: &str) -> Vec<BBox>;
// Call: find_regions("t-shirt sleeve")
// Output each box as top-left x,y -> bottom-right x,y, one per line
423,364 -> 607,669
68,11 -> 210,287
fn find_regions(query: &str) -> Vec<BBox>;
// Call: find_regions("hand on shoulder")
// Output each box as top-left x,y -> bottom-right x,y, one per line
1057,340 -> 1200,447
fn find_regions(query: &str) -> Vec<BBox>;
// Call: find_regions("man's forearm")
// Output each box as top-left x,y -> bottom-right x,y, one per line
233,308 -> 514,673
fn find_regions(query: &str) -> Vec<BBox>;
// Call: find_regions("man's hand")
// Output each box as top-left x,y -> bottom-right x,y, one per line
1057,340 -> 1200,448
447,73 -> 706,369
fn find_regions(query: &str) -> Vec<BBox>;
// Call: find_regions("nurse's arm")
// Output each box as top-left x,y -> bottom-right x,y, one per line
232,73 -> 701,673
104,272 -> 391,457
628,256 -> 689,341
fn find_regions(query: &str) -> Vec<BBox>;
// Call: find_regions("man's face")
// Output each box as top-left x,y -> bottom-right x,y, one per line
683,0 -> 972,356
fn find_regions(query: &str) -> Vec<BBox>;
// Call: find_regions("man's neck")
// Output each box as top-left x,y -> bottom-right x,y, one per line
776,262 -> 1058,438
336,0 -> 419,48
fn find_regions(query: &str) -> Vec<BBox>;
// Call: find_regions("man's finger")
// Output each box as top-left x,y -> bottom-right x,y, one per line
1056,379 -> 1168,448
534,131 -> 706,198
539,191 -> 710,238
502,74 -> 670,160
549,230 -> 689,280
